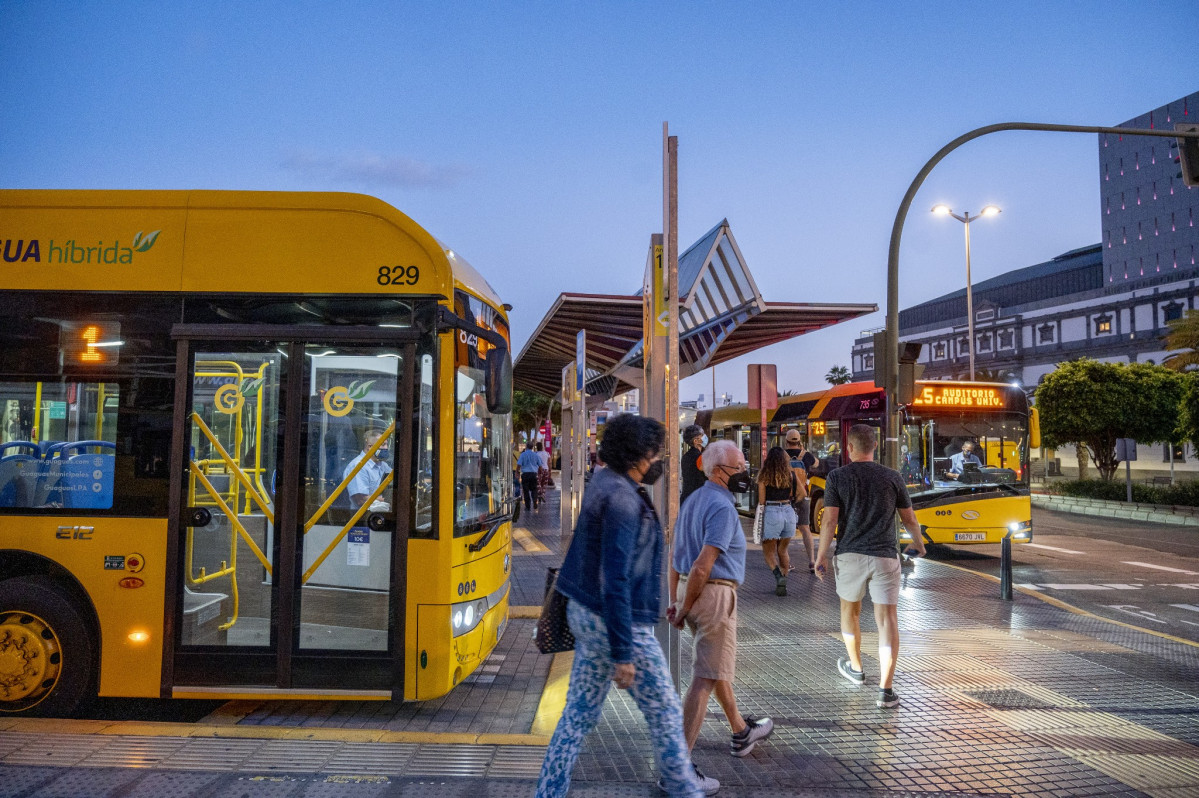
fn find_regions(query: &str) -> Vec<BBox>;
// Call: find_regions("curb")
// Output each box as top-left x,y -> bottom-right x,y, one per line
1032,492 -> 1199,527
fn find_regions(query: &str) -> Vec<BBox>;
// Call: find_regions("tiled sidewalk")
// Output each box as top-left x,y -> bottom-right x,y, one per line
2,484 -> 1198,796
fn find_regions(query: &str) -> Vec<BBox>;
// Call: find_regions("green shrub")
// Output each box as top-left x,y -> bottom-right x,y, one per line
1050,479 -> 1169,504
1156,480 -> 1199,507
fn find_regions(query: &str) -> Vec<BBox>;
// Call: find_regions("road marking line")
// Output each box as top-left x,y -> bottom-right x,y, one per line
1102,604 -> 1168,624
1170,603 -> 1199,613
512,527 -> 551,553
530,651 -> 573,737
927,558 -> 1199,650
1122,561 -> 1199,575
1025,543 -> 1084,554
1038,584 -> 1115,590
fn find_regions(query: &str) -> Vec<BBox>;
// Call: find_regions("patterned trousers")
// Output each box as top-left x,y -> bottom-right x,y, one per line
535,600 -> 702,798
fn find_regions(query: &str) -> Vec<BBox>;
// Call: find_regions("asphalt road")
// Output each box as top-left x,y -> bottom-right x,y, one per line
925,506 -> 1199,643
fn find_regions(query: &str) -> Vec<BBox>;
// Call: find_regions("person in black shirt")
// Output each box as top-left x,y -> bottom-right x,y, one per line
814,424 -> 925,710
756,446 -> 797,596
784,429 -> 816,574
680,424 -> 707,504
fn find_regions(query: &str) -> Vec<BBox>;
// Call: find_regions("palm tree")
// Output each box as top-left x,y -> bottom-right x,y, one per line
1164,310 -> 1199,371
825,366 -> 851,385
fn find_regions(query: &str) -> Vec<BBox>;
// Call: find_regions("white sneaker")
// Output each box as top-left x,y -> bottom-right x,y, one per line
730,714 -> 774,757
658,762 -> 720,795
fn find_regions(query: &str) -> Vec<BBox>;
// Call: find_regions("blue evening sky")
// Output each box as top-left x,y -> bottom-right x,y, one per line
3,2 -> 1195,402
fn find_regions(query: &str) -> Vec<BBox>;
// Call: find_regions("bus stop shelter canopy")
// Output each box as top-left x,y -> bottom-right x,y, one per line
513,220 -> 877,399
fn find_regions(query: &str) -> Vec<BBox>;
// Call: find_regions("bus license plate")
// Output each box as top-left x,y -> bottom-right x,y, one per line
955,532 -> 987,542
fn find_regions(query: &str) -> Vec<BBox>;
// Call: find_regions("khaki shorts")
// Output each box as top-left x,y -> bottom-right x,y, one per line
676,578 -> 738,681
833,552 -> 902,605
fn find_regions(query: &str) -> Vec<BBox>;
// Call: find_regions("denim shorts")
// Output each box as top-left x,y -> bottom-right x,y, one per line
762,503 -> 797,540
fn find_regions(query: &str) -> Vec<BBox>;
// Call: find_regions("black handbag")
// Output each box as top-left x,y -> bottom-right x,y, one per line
534,567 -> 575,654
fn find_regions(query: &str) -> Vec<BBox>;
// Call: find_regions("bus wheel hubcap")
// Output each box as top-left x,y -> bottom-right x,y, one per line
0,611 -> 60,705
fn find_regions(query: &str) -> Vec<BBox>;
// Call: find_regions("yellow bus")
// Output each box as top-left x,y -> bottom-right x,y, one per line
0,190 -> 514,715
702,380 -> 1039,547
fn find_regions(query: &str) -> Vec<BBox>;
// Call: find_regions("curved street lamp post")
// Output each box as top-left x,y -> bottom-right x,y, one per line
931,204 -> 1001,381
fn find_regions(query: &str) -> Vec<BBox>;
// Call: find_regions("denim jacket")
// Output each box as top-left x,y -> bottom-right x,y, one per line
555,466 -> 663,664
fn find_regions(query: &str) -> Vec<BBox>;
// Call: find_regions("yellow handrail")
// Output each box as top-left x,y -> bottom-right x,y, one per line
190,413 -> 274,524
190,466 -> 273,574
304,420 -> 396,532
301,470 -> 394,585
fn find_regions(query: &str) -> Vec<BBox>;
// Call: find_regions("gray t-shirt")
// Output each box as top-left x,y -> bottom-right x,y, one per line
823,460 -> 912,559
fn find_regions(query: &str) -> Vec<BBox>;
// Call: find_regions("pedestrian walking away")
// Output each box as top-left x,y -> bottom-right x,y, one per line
535,413 -> 715,798
784,429 -> 817,573
669,439 -> 775,759
756,446 -> 797,596
517,441 -> 542,512
814,424 -> 925,709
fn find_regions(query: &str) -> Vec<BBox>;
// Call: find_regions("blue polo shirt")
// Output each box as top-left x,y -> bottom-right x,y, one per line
517,450 -> 542,473
672,481 -> 746,584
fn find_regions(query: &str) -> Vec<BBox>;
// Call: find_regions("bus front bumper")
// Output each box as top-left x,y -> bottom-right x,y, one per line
902,520 -> 1032,546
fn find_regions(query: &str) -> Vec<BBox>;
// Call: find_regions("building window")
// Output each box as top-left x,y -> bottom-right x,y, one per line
957,337 -> 969,355
977,334 -> 992,352
864,354 -> 874,370
1164,302 -> 1184,323
933,342 -> 946,360
998,329 -> 1014,349
1095,315 -> 1113,335
1164,443 -> 1186,464
1038,324 -> 1054,344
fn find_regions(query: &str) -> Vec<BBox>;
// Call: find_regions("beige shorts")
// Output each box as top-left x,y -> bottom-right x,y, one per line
833,552 -> 902,605
676,578 -> 738,681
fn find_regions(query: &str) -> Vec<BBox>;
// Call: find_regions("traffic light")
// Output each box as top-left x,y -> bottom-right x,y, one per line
1177,124 -> 1199,189
872,333 -> 924,403
897,342 -> 924,405
872,331 -> 892,393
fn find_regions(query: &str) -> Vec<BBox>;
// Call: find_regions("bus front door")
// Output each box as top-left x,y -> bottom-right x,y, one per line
168,336 -> 414,697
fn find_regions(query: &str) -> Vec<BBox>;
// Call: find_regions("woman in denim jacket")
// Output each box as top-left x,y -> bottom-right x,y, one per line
536,414 -> 714,798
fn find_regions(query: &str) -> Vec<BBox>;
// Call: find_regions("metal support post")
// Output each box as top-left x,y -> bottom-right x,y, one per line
999,532 -> 1012,601
646,124 -> 681,690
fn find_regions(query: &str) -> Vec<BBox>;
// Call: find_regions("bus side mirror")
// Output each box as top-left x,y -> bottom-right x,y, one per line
486,347 -> 513,414
1029,406 -> 1041,449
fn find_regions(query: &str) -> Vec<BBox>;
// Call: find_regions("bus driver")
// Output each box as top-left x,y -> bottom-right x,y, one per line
345,424 -> 392,510
947,441 -> 982,480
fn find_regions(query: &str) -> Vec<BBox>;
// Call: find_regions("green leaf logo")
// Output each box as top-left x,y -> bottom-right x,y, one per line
132,230 -> 162,253
240,376 -> 266,396
348,380 -> 375,401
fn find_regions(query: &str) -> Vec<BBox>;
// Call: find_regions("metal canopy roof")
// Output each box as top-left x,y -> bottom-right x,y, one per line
514,220 -> 877,398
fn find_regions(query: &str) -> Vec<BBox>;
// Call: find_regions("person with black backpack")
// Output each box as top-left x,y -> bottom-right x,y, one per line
784,429 -> 816,574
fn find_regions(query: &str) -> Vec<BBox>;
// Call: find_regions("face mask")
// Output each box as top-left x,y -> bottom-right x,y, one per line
726,469 -> 752,493
641,460 -> 665,485
700,435 -> 709,447
375,447 -> 390,461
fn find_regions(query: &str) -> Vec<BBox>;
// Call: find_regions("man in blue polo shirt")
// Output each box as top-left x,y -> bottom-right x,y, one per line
517,442 -> 542,511
668,439 -> 774,759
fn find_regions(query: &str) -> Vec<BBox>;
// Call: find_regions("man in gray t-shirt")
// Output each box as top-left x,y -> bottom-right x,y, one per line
815,424 -> 925,709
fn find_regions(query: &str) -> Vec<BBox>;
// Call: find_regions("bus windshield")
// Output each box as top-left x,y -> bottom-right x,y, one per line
900,410 -> 1029,497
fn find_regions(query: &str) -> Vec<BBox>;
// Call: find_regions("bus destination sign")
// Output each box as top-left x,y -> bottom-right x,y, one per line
912,385 -> 1004,408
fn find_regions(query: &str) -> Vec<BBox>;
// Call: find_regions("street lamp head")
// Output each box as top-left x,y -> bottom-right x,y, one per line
980,205 -> 1002,217
931,204 -> 953,215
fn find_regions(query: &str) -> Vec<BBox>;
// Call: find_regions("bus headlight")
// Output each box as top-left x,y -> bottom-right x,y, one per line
1007,521 -> 1032,542
451,597 -> 488,637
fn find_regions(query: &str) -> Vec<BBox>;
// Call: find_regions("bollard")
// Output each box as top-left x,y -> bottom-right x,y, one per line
999,533 -> 1013,601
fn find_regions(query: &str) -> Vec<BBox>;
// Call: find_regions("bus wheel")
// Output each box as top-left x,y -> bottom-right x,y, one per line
0,576 -> 95,716
811,494 -> 824,532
